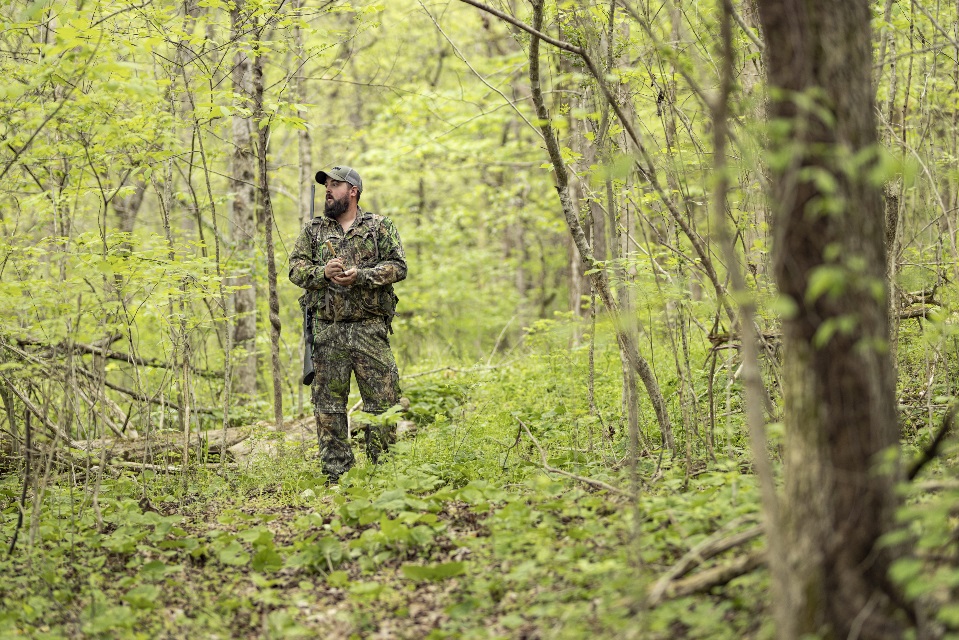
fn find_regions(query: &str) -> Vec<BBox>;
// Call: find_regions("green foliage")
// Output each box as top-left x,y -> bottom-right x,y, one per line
0,327 -> 771,637
1,0 -> 958,636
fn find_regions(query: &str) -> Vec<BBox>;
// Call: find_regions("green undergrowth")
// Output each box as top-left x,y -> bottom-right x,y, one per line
1,320 -> 774,639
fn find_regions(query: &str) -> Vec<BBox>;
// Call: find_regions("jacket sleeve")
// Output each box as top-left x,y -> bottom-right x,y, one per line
356,217 -> 407,288
289,224 -> 328,291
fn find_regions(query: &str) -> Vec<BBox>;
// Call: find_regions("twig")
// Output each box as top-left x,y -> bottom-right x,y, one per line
1,341 -> 216,415
708,331 -> 781,347
517,418 -> 629,496
501,420 -> 523,470
74,364 -> 216,413
487,315 -> 515,367
728,1 -> 764,52
912,0 -> 959,51
0,374 -> 71,442
401,365 -> 497,380
417,2 -> 543,141
7,413 -> 30,556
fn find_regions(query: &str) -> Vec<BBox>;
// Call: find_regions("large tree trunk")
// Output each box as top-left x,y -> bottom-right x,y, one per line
230,4 -> 258,399
754,1 -> 905,637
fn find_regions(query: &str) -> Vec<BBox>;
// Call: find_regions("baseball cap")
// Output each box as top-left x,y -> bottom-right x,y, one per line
315,165 -> 363,194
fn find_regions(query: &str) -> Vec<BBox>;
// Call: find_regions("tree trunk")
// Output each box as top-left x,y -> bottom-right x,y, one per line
113,178 -> 147,238
230,4 -> 258,400
754,1 -> 905,637
253,28 -> 283,429
294,0 -> 312,416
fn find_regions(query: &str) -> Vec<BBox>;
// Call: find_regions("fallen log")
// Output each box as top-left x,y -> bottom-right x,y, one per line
70,425 -> 253,463
647,522 -> 763,605
659,550 -> 766,601
898,306 -> 939,320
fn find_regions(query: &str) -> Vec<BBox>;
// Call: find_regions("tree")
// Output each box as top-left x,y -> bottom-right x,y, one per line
230,2 -> 259,400
754,0 -> 906,636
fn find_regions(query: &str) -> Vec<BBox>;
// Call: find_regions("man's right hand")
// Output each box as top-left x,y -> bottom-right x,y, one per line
324,258 -> 345,281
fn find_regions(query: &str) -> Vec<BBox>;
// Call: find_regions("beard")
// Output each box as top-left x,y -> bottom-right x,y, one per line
324,193 -> 349,219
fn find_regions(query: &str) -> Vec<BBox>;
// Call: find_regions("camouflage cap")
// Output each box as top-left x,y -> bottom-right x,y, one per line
315,165 -> 363,194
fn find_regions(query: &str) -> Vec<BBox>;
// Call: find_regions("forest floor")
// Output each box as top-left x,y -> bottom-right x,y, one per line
11,325 -> 920,638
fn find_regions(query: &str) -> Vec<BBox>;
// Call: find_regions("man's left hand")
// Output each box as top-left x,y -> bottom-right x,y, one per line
332,267 -> 357,286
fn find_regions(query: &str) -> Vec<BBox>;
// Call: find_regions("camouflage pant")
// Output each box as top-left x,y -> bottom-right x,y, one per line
311,317 -> 400,480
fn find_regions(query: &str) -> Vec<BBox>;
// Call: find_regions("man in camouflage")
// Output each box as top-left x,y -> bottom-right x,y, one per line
289,165 -> 406,482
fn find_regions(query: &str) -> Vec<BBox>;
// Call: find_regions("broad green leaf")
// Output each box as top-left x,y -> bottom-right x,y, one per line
401,561 -> 466,582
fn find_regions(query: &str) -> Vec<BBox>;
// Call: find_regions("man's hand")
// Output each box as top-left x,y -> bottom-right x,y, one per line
324,257 -> 344,279
332,267 -> 357,286
325,258 -> 357,285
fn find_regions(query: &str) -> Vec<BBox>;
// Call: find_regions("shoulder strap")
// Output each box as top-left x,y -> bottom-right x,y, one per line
365,212 -> 385,262
308,218 -> 325,262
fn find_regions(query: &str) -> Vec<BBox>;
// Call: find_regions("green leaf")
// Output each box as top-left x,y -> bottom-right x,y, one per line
326,570 -> 350,588
401,561 -> 466,582
122,584 -> 160,610
251,547 -> 283,573
218,541 -> 250,566
805,265 -> 846,303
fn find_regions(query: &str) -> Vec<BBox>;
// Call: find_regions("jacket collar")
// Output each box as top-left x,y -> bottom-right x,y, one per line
313,208 -> 369,231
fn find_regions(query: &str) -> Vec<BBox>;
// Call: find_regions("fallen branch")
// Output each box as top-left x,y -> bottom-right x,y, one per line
901,288 -> 940,307
912,479 -> 959,492
898,306 -> 939,320
647,521 -> 763,605
658,550 -> 766,601
109,460 -> 239,472
708,331 -> 781,347
16,338 -> 219,378
518,418 -> 630,496
70,425 -> 252,463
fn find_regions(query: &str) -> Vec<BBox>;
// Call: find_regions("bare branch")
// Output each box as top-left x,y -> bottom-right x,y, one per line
454,0 -> 583,56
0,375 -> 71,442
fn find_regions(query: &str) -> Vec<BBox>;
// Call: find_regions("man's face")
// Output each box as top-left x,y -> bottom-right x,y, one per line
324,179 -> 354,219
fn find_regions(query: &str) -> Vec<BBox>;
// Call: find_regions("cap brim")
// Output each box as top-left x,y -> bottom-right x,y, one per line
315,171 -> 328,185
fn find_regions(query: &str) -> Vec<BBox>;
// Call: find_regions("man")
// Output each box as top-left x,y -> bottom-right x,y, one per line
289,165 -> 407,483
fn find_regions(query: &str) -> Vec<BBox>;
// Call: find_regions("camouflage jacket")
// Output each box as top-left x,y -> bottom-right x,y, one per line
289,210 -> 407,323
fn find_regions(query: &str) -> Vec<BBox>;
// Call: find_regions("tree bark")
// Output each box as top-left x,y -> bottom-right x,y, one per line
253,30 -> 283,429
113,177 -> 147,239
754,1 -> 905,637
293,0 -> 312,416
230,3 -> 258,400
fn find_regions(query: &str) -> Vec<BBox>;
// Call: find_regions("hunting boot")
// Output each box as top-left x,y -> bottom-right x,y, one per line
315,412 -> 354,483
